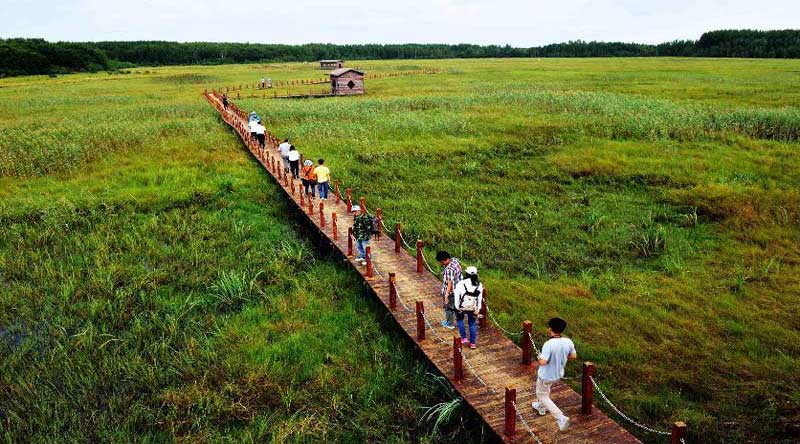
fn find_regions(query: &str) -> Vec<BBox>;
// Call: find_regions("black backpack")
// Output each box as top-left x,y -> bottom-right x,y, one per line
369,215 -> 381,235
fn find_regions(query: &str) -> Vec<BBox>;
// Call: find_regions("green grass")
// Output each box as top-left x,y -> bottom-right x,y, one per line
0,70 -> 474,444
2,57 -> 800,444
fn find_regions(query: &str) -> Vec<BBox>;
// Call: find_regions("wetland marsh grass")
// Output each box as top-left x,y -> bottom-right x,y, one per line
2,58 -> 799,443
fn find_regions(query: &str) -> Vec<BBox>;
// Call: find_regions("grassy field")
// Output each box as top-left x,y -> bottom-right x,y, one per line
2,58 -> 799,443
0,66 -> 485,444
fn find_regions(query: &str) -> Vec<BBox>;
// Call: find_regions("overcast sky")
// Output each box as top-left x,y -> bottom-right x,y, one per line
2,0 -> 798,46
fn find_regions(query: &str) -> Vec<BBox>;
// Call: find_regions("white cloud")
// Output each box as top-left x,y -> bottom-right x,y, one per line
1,0 -> 798,45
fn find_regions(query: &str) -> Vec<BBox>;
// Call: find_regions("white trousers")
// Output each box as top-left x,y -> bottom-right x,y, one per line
536,377 -> 565,420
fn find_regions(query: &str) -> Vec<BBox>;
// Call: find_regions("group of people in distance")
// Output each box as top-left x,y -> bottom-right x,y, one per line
437,251 -> 577,432
277,139 -> 332,201
246,112 -> 332,203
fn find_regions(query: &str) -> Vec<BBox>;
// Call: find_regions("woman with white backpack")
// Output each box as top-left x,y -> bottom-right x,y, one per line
453,266 -> 484,349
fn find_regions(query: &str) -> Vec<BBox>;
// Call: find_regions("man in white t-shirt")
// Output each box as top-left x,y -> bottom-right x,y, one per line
278,139 -> 291,173
248,119 -> 258,140
532,317 -> 577,432
254,120 -> 266,148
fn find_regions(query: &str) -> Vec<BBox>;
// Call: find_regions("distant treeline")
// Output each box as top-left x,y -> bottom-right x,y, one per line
2,30 -> 799,77
0,38 -> 108,77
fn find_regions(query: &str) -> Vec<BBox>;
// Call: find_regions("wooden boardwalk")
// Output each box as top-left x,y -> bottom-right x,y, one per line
206,93 -> 644,444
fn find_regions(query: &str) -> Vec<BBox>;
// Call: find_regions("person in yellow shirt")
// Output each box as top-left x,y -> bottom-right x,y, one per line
314,159 -> 331,200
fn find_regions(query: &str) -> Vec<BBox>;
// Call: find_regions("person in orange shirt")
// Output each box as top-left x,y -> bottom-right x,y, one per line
300,160 -> 316,198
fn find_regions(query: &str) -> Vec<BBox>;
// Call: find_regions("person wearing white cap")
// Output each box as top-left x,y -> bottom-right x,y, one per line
301,160 -> 316,198
453,266 -> 483,349
351,205 -> 372,265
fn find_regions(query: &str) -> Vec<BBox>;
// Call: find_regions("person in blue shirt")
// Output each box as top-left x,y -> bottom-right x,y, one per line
532,317 -> 577,432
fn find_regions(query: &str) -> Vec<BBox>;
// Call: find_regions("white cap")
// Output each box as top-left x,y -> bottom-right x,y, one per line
351,205 -> 361,212
465,266 -> 478,275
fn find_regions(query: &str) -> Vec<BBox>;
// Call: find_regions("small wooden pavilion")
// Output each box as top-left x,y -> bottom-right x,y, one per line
319,59 -> 344,70
330,68 -> 364,96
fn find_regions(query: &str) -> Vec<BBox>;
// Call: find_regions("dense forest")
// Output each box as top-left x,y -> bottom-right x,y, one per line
0,38 -> 108,77
2,30 -> 798,77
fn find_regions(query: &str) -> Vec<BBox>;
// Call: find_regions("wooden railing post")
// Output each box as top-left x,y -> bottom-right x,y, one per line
416,240 -> 424,273
290,177 -> 295,194
335,180 -> 341,204
671,422 -> 687,444
331,212 -> 338,240
479,286 -> 488,328
388,273 -> 397,311
366,246 -> 373,277
346,188 -> 352,213
308,197 -> 314,215
347,227 -> 354,256
522,320 -> 533,365
394,223 -> 402,253
359,197 -> 366,214
416,301 -> 425,341
319,202 -> 325,227
582,362 -> 596,415
504,387 -> 516,437
453,336 -> 464,381
376,208 -> 382,239
299,185 -> 305,206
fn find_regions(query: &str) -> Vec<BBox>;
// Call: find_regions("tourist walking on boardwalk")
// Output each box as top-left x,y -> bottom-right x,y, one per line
278,139 -> 291,173
248,114 -> 258,140
436,251 -> 462,329
314,159 -> 331,200
288,145 -> 300,178
254,120 -> 266,148
301,160 -> 316,198
352,205 -> 371,266
222,94 -> 228,110
532,317 -> 577,432
453,266 -> 483,349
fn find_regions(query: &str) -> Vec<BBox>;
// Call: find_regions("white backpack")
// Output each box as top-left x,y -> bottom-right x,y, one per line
459,284 -> 481,312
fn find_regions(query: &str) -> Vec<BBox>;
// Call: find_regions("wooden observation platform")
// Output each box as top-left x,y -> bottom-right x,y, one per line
205,92 -> 682,444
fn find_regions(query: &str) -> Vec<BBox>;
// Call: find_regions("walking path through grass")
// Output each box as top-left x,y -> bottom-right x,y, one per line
206,91 -> 650,444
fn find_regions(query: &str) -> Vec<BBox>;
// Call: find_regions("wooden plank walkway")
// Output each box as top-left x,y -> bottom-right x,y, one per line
205,92 -> 643,444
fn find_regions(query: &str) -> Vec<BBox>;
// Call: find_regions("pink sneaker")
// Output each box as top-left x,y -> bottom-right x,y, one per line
469,343 -> 477,349
461,338 -> 469,345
